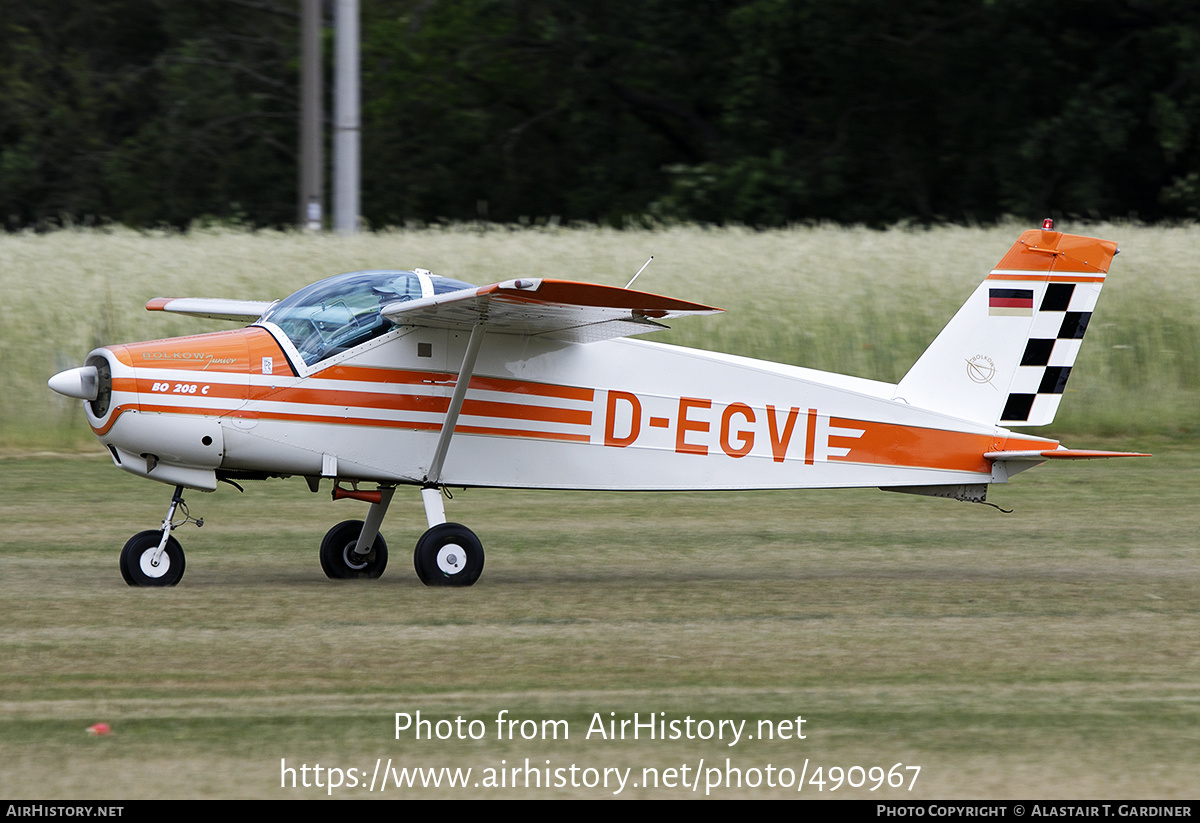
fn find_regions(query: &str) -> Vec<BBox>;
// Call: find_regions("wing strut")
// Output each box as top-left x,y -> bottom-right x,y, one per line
425,321 -> 487,489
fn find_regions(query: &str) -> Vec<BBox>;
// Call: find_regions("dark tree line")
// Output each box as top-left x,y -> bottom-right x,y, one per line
3,0 -> 1200,229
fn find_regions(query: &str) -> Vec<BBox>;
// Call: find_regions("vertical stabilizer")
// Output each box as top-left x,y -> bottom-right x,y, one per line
893,226 -> 1119,427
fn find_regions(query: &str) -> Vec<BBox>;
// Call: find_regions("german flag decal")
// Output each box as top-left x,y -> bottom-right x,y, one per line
988,288 -> 1034,316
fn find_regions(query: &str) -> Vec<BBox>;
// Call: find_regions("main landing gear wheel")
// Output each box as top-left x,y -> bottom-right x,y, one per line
413,523 -> 484,587
320,520 -> 388,579
119,530 -> 186,587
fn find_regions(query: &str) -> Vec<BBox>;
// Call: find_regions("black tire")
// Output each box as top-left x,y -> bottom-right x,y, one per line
119,530 -> 186,587
413,523 -> 484,587
320,520 -> 388,579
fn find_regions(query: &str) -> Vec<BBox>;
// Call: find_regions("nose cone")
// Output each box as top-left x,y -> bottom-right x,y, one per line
48,365 -> 99,400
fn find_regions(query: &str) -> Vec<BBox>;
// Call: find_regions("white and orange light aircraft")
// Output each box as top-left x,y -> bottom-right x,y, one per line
49,220 -> 1146,587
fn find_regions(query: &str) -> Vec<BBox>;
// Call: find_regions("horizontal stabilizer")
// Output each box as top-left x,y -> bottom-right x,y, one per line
985,449 -> 1151,462
146,297 -> 274,322
382,278 -> 722,343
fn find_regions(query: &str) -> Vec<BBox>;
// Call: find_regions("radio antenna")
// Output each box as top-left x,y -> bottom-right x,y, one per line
625,256 -> 654,289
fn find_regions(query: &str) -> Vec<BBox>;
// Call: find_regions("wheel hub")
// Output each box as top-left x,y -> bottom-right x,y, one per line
343,543 -> 372,570
436,543 -> 464,575
139,549 -> 170,578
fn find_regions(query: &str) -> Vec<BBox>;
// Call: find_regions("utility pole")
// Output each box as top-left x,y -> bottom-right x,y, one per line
298,0 -> 323,230
334,0 -> 360,235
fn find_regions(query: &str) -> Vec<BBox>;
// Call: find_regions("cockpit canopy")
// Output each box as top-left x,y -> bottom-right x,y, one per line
261,269 -> 476,366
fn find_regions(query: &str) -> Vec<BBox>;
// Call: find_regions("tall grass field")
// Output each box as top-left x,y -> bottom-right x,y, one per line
5,220 -> 1198,449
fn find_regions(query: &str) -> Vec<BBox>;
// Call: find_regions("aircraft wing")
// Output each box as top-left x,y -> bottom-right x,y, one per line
146,297 -> 274,322
381,278 -> 723,343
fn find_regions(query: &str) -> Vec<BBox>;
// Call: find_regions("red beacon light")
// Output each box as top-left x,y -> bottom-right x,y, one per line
1042,217 -> 1055,230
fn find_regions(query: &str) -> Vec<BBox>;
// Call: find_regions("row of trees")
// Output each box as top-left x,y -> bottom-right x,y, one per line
3,0 -> 1200,229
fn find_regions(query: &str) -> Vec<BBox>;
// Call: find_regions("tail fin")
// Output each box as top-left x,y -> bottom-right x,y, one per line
894,224 -> 1119,427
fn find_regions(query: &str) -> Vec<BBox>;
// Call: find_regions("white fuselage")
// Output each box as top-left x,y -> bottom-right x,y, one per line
83,320 -> 1054,494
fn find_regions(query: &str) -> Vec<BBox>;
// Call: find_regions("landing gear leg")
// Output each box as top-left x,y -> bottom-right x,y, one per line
413,486 -> 484,586
321,486 -> 392,579
119,485 -> 197,587
420,486 -> 446,529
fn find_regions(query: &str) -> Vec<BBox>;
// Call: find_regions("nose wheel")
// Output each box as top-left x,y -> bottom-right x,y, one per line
119,531 -> 186,586
119,485 -> 198,587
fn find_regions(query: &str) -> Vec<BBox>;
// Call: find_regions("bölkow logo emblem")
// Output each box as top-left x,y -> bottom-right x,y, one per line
966,354 -> 996,384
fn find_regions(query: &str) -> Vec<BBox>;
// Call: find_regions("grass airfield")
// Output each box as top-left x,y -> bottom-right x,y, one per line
0,444 -> 1194,798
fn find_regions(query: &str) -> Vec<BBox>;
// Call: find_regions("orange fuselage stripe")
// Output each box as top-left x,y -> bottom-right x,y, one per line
317,363 -> 595,402
136,405 -> 592,443
828,418 -> 1054,473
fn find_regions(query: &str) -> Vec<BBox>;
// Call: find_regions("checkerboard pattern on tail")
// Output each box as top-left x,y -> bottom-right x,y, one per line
894,225 -> 1118,428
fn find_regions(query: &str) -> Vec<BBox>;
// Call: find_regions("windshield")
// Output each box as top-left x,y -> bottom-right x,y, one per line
261,269 -> 475,365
